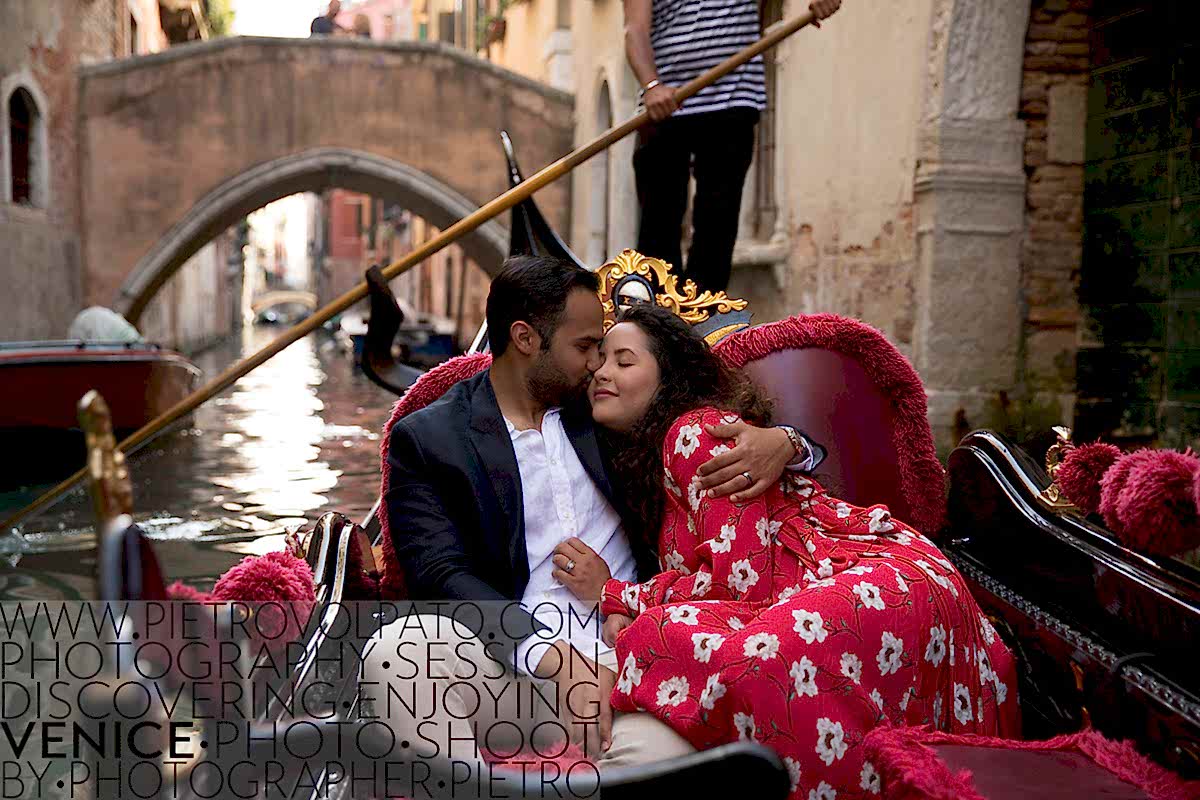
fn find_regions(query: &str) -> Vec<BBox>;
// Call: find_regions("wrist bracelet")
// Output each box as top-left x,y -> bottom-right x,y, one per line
777,424 -> 808,461
641,79 -> 661,95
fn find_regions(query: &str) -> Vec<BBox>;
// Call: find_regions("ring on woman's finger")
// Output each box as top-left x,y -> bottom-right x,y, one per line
565,559 -> 576,573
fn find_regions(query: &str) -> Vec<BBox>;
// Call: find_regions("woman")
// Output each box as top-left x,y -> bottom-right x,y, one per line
572,305 -> 1018,799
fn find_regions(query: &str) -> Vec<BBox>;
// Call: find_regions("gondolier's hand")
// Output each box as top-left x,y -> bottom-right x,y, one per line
603,613 -> 634,647
644,83 -> 678,122
697,421 -> 794,502
808,0 -> 841,27
553,537 -> 612,602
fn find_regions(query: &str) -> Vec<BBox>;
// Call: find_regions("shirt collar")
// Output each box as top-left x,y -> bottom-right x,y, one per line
503,407 -> 561,436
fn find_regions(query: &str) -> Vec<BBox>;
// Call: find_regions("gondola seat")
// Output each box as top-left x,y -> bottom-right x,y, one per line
861,726 -> 1198,800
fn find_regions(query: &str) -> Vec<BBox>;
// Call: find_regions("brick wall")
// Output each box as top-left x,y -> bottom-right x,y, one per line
1013,0 -> 1091,444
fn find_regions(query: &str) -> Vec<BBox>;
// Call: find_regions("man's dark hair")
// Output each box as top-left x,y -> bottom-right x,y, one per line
485,255 -> 600,356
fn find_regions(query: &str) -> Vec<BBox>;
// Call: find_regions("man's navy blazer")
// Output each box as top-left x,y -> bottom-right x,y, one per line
384,369 -> 659,663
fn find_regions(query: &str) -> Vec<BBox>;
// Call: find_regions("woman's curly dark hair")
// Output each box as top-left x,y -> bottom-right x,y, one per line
600,303 -> 773,546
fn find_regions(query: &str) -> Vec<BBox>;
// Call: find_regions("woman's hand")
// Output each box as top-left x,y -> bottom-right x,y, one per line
603,613 -> 634,647
553,537 -> 612,602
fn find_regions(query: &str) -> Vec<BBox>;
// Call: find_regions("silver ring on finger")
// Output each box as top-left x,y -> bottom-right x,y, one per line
565,558 -> 576,573
741,471 -> 753,487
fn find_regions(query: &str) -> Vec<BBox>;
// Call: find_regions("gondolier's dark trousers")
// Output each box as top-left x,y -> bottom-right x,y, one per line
634,107 -> 759,293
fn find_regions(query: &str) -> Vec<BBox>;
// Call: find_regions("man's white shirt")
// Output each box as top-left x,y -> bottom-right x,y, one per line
505,409 -> 637,674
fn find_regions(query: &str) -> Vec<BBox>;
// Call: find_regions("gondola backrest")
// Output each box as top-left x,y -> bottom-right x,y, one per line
376,353 -> 492,598
715,315 -> 946,535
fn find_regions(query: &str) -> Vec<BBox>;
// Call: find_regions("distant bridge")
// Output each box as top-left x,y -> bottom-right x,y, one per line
249,291 -> 319,315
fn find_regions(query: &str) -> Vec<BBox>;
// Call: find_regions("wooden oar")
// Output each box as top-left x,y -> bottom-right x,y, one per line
2,8 -> 822,533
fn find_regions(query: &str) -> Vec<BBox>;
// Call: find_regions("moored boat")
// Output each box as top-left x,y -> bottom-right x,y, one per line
0,339 -> 200,484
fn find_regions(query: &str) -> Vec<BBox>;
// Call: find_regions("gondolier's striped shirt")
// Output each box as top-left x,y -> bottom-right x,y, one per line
650,0 -> 767,117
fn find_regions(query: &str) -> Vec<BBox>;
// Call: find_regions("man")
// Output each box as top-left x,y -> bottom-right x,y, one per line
367,255 -> 816,783
625,0 -> 843,292
309,0 -> 345,35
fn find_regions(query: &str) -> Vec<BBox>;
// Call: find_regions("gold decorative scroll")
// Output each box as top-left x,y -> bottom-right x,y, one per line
595,249 -> 748,328
78,390 -> 134,532
1037,425 -> 1080,513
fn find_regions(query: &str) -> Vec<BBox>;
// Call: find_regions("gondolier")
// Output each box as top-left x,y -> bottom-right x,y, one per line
625,0 -> 842,292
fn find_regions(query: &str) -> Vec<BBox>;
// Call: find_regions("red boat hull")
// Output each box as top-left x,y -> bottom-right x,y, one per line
0,347 -> 200,432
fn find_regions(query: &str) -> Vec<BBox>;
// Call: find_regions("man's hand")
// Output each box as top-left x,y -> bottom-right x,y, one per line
696,422 -> 795,502
553,537 -> 612,602
644,83 -> 678,122
603,614 -> 634,647
535,641 -> 616,756
808,0 -> 841,26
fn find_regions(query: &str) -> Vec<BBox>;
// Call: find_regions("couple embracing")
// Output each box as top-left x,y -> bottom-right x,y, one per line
364,255 -> 1018,799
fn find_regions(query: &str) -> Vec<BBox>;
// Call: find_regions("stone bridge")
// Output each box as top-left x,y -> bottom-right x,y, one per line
77,36 -> 575,322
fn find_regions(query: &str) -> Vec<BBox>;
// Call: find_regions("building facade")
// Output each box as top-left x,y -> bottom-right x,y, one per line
1,0 -> 239,352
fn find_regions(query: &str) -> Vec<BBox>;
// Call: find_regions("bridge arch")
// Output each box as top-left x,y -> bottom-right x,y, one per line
116,147 -> 511,322
77,36 -> 575,320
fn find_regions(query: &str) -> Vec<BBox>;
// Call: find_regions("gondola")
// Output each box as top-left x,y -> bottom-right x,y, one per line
79,134 -> 1199,799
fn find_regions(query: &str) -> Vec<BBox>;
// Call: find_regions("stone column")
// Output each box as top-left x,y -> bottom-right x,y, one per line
914,0 -> 1031,455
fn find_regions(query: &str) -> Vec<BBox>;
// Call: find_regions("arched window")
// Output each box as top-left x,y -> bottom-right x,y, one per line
3,80 -> 48,208
8,90 -> 33,204
586,80 -> 613,266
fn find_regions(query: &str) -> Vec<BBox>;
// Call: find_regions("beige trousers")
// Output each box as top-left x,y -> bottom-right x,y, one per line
361,614 -> 694,778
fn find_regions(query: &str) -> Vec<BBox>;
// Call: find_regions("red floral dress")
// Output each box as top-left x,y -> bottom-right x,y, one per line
601,408 -> 1020,800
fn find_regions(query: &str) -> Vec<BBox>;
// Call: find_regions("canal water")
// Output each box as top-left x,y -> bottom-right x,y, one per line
0,326 -> 400,601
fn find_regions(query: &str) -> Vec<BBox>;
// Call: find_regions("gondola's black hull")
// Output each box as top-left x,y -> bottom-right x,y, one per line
946,431 -> 1200,778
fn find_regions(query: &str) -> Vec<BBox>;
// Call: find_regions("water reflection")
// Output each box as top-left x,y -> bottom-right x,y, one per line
0,327 -> 397,600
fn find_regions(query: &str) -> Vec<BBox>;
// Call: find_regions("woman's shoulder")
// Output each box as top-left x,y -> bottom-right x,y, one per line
664,406 -> 742,460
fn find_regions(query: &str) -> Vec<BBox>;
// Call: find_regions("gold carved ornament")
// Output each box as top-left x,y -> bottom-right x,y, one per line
78,390 -> 134,532
1037,425 -> 1081,513
595,249 -> 748,331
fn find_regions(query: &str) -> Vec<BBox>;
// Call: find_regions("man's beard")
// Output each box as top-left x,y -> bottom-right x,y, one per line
526,351 -> 588,408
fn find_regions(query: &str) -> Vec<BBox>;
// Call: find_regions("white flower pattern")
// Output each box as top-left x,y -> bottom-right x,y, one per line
793,609 -> 828,644
668,605 -> 701,626
691,631 -> 725,663
744,632 -> 781,661
617,653 -> 643,694
711,524 -> 736,553
840,652 -> 862,684
867,507 -> 894,533
852,581 -> 885,611
924,625 -> 947,666
877,631 -> 904,675
674,423 -> 702,458
790,656 -> 819,698
815,717 -> 848,765
756,517 -> 783,547
860,762 -> 881,794
728,559 -> 760,594
784,757 -> 802,794
954,683 -> 973,725
734,712 -> 756,742
656,676 -> 689,708
699,673 -> 726,709
809,783 -> 836,800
